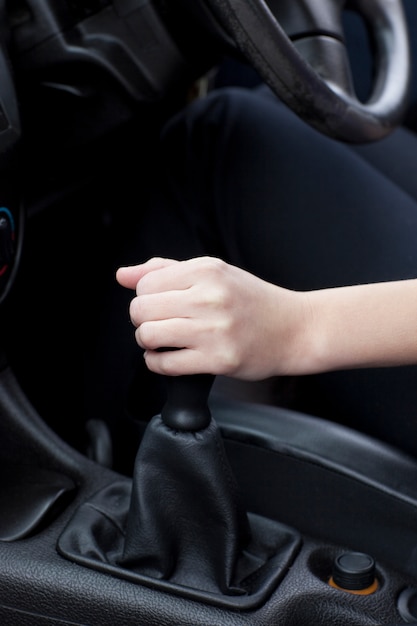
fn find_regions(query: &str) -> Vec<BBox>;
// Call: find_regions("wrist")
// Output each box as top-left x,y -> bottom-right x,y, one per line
268,288 -> 325,377
291,290 -> 328,375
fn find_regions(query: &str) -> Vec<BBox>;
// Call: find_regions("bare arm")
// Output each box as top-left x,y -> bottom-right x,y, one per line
308,278 -> 417,372
116,257 -> 417,379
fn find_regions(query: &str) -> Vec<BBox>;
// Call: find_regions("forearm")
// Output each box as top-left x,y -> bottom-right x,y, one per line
305,279 -> 417,373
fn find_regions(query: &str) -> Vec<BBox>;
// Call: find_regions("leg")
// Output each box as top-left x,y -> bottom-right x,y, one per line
136,87 -> 417,456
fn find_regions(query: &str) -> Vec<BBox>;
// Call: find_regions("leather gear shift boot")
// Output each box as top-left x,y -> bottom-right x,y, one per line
57,377 -> 301,609
120,414 -> 252,594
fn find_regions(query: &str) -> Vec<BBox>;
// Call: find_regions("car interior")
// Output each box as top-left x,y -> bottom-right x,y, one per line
0,0 -> 417,624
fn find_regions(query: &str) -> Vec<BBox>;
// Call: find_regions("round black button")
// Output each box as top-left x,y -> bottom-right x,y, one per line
332,552 -> 376,591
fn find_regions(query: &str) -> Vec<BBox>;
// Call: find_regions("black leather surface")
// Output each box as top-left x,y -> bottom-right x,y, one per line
0,465 -> 76,541
58,414 -> 301,609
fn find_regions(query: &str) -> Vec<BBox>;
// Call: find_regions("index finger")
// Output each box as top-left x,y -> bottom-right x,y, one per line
115,257 -> 178,290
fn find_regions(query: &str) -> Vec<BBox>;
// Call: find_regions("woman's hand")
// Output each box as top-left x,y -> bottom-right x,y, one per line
116,256 -> 313,379
117,257 -> 417,378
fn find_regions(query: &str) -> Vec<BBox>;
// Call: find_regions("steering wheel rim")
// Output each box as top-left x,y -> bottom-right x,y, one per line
204,0 -> 411,142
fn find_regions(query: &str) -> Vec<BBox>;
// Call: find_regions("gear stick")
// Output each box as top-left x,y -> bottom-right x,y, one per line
58,374 -> 301,609
120,374 -> 252,594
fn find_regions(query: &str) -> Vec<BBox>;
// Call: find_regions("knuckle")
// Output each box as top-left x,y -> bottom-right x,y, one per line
136,274 -> 152,295
201,256 -> 226,277
129,298 -> 141,326
138,322 -> 158,349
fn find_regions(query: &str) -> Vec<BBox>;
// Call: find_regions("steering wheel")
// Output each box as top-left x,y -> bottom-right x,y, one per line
203,0 -> 411,142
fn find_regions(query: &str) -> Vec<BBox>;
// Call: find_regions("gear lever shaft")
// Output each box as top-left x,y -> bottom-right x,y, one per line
161,373 -> 214,430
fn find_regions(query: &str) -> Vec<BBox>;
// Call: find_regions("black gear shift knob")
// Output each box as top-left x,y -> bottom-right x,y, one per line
161,374 -> 214,431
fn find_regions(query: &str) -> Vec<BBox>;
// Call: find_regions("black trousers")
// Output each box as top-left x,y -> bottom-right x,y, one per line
134,86 -> 417,457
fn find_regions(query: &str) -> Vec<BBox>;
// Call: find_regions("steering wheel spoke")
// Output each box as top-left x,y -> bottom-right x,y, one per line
204,0 -> 411,141
293,35 -> 356,98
